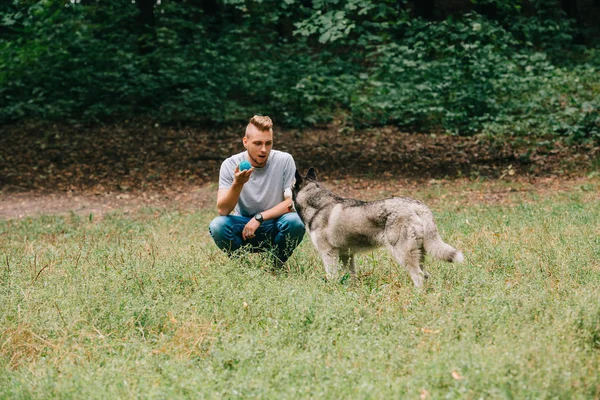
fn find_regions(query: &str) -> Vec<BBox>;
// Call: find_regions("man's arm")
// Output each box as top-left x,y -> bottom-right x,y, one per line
216,167 -> 252,216
241,198 -> 294,240
260,198 -> 294,221
216,185 -> 242,216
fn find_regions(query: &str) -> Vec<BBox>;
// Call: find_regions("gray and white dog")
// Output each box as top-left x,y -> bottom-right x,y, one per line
292,168 -> 464,287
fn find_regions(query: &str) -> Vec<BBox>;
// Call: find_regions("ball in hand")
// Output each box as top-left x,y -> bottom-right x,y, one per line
239,160 -> 252,171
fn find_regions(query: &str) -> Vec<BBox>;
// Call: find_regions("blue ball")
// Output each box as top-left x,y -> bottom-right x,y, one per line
239,160 -> 252,171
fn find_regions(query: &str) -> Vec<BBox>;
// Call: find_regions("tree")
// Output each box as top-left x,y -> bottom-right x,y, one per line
561,0 -> 586,43
137,0 -> 157,54
413,0 -> 435,20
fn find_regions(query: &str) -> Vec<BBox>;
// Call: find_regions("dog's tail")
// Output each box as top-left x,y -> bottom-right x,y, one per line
423,218 -> 464,263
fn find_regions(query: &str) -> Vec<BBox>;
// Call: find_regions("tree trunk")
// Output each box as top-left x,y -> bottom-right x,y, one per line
562,0 -> 586,43
199,0 -> 219,16
562,0 -> 580,19
137,0 -> 156,55
414,0 -> 435,20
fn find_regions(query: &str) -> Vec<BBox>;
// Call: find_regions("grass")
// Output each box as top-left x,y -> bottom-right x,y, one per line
1,179 -> 600,399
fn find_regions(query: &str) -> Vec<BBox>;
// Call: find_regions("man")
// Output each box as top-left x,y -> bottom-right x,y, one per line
208,115 -> 305,266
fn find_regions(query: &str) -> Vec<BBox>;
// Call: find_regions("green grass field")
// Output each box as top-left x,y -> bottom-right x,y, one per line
1,179 -> 599,399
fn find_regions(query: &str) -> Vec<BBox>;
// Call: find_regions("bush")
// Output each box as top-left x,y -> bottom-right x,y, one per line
355,13 -> 599,139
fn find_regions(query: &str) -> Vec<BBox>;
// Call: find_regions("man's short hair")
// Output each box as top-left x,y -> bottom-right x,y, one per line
249,115 -> 273,132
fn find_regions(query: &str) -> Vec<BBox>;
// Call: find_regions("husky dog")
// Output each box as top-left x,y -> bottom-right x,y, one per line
292,168 -> 463,287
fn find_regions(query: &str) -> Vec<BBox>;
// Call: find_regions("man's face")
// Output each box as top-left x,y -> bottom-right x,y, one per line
243,125 -> 273,168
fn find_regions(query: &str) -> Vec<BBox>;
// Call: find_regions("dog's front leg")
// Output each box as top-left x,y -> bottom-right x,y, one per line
320,248 -> 340,280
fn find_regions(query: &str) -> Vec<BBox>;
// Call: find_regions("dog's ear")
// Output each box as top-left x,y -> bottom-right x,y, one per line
294,169 -> 303,187
306,167 -> 317,181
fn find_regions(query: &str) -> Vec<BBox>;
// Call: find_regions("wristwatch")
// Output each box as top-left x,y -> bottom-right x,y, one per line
254,213 -> 264,224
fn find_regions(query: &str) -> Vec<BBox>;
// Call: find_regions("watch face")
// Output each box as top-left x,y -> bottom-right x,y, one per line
255,213 -> 263,222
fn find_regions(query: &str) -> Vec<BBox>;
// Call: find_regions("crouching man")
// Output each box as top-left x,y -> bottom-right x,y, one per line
208,115 -> 305,266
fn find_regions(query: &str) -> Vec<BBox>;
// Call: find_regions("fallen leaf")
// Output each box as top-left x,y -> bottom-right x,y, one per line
451,371 -> 464,380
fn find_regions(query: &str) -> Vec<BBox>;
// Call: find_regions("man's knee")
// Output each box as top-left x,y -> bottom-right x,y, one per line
209,215 -> 244,255
279,213 -> 305,237
209,215 -> 230,240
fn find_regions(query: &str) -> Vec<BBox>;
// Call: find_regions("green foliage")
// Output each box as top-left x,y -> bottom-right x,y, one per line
355,13 -> 599,138
1,181 -> 600,397
0,0 -> 598,141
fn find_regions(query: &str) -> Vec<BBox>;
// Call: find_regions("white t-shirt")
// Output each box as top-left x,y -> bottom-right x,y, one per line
218,150 -> 296,217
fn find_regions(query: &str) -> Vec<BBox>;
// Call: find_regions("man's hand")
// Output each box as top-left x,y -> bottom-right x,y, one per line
233,165 -> 253,186
242,217 -> 261,241
216,165 -> 254,216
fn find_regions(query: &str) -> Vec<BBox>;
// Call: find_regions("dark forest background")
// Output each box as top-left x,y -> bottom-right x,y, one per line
1,0 -> 599,141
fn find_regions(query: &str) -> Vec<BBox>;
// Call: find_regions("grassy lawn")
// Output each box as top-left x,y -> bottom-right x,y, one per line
1,179 -> 599,399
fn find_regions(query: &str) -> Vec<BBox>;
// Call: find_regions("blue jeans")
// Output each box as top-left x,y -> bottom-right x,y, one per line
209,213 -> 305,262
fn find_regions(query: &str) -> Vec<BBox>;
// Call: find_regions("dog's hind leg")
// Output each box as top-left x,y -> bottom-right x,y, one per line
340,251 -> 356,277
387,236 -> 426,287
386,225 -> 426,287
406,246 -> 426,286
349,255 -> 356,277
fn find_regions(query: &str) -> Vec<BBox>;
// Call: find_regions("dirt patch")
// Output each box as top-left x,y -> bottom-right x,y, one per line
2,123 -> 598,194
2,175 -> 597,220
1,122 -> 598,219
0,185 -> 216,220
